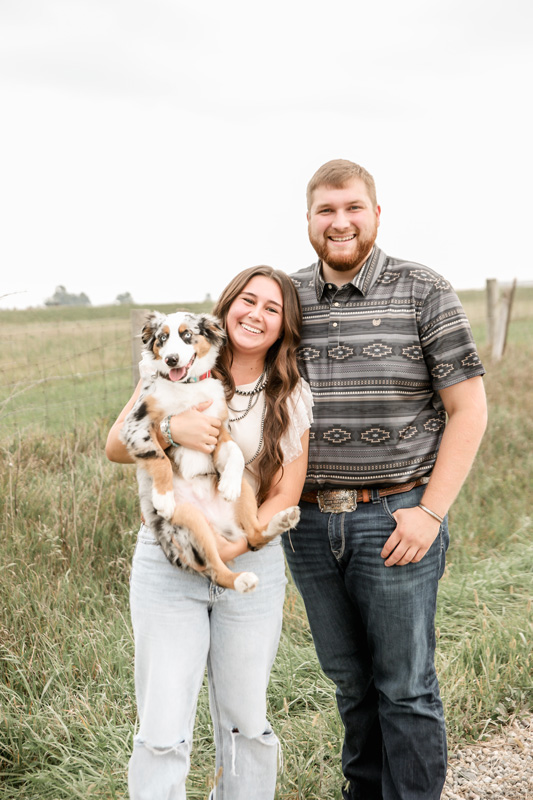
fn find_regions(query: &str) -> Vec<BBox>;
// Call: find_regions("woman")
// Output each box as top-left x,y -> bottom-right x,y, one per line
106,266 -> 312,800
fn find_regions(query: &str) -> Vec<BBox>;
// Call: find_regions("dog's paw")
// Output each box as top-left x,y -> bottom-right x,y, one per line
264,506 -> 301,538
217,473 -> 242,503
234,572 -> 259,594
151,489 -> 176,521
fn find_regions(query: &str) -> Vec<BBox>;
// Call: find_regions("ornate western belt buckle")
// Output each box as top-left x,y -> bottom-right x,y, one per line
317,489 -> 358,514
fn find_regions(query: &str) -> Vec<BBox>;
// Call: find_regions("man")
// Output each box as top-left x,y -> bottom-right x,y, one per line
283,159 -> 487,799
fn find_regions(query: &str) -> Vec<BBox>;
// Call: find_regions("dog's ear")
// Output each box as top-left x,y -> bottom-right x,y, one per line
141,312 -> 162,345
197,315 -> 227,348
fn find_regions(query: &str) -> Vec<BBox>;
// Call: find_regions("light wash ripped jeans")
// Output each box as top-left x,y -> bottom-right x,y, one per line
128,524 -> 287,800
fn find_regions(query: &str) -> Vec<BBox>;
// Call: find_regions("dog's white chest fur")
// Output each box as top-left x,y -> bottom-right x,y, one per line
149,376 -> 228,480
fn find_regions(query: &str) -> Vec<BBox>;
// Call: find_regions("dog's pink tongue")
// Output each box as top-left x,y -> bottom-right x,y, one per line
169,367 -> 187,382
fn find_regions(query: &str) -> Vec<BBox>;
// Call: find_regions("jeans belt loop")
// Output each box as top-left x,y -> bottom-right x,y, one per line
370,488 -> 381,504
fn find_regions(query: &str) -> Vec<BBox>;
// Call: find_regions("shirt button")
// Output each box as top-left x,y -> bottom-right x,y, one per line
328,284 -> 333,289
332,322 -> 338,327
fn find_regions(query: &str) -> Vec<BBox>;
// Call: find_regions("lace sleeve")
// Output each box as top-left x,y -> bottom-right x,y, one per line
280,379 -> 314,465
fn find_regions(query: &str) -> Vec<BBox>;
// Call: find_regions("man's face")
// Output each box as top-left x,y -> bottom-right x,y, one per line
307,178 -> 381,274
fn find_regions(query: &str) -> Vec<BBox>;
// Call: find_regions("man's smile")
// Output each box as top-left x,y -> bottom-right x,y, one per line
329,234 -> 356,243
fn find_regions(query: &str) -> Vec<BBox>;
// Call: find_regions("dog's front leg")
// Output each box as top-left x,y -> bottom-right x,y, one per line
213,426 -> 245,502
143,450 -> 176,520
121,398 -> 176,521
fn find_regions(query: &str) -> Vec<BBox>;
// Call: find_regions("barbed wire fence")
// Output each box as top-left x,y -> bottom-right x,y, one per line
0,316 -> 140,441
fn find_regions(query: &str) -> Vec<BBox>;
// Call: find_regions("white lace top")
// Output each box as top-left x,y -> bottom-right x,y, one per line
229,378 -> 314,493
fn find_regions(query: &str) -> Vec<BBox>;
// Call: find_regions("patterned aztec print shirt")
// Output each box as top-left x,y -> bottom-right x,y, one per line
291,245 -> 485,491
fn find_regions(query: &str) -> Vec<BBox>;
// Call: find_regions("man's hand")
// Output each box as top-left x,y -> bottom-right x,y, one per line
381,506 -> 441,567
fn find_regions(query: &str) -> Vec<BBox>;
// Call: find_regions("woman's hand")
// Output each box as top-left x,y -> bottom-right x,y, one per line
166,400 -> 222,453
214,532 -> 248,562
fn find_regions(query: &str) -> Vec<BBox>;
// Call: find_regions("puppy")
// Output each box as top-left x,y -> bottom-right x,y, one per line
120,310 -> 300,593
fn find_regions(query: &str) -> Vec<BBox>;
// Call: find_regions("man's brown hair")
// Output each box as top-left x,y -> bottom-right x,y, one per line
306,159 -> 377,211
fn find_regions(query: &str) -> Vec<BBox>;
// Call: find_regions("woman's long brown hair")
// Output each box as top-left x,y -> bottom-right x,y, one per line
212,266 -> 302,505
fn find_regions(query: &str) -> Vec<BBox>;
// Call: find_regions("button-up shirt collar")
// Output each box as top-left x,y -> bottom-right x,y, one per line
313,245 -> 386,302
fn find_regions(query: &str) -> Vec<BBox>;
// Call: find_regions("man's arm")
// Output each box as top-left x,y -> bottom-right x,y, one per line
381,376 -> 487,566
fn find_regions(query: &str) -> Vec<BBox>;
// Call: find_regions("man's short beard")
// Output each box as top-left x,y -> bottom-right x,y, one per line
308,226 -> 378,274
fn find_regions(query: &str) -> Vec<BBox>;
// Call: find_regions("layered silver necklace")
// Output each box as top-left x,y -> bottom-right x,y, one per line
228,367 -> 269,465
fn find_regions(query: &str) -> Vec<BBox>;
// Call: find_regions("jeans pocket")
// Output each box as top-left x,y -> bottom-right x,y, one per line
137,523 -> 160,546
381,484 -> 427,523
381,496 -> 397,523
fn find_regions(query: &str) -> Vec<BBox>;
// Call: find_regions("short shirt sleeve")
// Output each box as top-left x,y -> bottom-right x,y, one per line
280,379 -> 314,465
418,281 -> 485,390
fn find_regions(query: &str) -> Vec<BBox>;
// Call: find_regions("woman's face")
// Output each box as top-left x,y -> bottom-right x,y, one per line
225,275 -> 284,360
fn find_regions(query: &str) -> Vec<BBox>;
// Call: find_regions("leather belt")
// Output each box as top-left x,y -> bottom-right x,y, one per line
300,478 -> 428,514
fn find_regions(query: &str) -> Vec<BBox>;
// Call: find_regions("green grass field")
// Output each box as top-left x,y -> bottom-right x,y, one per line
1,289 -> 532,798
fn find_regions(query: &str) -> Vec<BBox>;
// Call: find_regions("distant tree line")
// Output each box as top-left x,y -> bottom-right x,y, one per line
45,286 -> 91,307
44,287 -> 135,306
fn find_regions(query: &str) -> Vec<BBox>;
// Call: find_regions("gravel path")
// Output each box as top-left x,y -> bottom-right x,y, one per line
443,716 -> 533,799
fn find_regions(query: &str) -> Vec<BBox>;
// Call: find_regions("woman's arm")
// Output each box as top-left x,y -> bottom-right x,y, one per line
215,429 -> 310,561
105,383 -> 223,464
105,381 -> 142,463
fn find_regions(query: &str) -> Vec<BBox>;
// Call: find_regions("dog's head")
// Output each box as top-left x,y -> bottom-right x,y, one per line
140,311 -> 226,382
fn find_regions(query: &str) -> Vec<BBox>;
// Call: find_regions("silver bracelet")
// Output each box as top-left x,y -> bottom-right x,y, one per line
418,503 -> 444,524
160,415 -> 180,448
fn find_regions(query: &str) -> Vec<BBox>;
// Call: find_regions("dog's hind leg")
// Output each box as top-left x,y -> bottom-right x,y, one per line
171,502 -> 259,593
235,480 -> 301,549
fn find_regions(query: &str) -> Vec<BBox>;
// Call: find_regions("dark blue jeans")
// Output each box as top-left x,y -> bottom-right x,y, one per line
282,485 -> 449,800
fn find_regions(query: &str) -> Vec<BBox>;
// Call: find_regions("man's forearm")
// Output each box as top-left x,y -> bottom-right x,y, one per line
420,380 -> 488,519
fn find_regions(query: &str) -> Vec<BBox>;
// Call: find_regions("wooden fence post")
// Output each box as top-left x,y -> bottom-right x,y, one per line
492,279 -> 517,362
130,309 -> 149,387
486,278 -> 499,350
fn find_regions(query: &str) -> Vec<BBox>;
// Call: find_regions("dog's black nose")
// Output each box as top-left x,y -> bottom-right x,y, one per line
165,355 -> 179,367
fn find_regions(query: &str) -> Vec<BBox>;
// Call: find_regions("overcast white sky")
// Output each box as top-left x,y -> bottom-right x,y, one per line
1,0 -> 531,309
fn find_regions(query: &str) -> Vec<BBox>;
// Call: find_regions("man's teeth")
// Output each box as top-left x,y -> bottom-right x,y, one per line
330,235 -> 356,242
241,323 -> 262,334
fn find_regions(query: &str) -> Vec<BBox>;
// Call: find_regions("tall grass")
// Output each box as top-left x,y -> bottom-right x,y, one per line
1,290 -> 532,798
